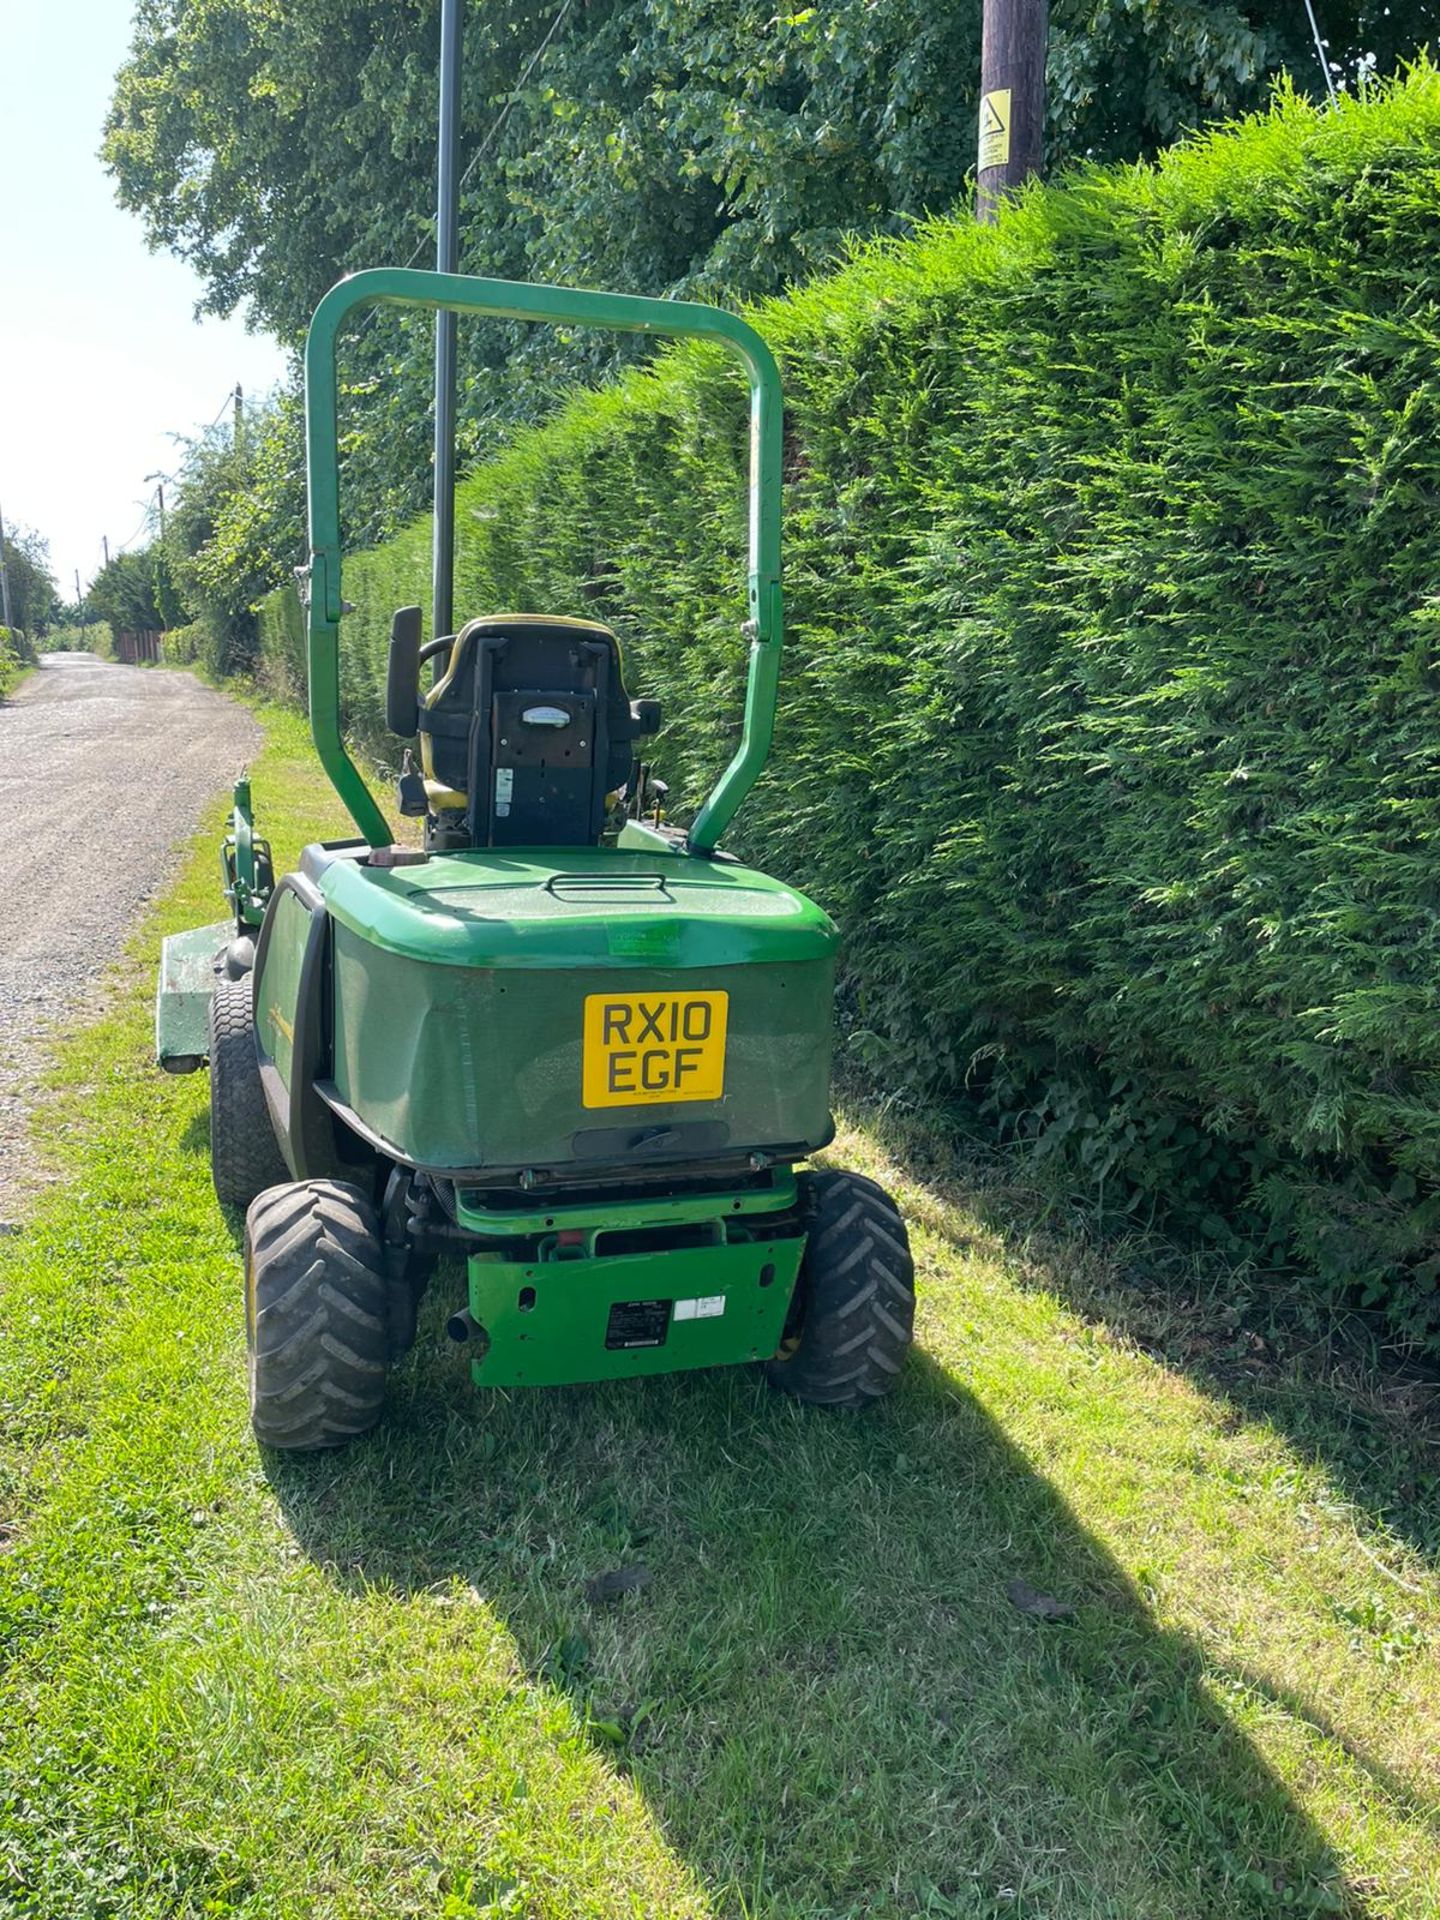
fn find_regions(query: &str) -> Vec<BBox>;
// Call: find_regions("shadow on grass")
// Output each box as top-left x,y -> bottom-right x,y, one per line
268,1318 -> 1366,1920
857,1096 -> 1440,1574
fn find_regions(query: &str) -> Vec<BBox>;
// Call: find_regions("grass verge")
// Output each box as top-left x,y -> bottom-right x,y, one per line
0,663 -> 37,702
1,704 -> 1438,1919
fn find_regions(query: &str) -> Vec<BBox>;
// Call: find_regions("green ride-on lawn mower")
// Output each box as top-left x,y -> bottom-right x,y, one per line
156,270 -> 914,1451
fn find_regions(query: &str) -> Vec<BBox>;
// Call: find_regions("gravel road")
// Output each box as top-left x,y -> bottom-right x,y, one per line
0,652 -> 261,1209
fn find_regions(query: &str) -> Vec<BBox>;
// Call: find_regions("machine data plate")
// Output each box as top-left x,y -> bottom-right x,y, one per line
605,1299 -> 672,1350
582,990 -> 728,1107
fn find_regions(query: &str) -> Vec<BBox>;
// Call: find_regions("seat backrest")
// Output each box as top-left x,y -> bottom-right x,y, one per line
418,614 -> 643,847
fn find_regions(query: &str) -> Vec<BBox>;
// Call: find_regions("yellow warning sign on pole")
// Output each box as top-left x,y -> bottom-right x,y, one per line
978,89 -> 1012,171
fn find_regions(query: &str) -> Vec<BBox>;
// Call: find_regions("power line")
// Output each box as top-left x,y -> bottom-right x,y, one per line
114,502 -> 156,555
358,0 -> 575,340
454,0 -> 574,233
108,384 -> 243,564
196,385 -> 239,439
101,1 -> 578,576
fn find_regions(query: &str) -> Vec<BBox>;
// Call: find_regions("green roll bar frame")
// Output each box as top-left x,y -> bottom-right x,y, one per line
303,267 -> 784,854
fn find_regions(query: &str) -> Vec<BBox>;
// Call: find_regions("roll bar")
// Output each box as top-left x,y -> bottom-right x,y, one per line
302,267 -> 784,853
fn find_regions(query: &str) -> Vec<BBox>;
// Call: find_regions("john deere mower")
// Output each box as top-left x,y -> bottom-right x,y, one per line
156,270 -> 914,1450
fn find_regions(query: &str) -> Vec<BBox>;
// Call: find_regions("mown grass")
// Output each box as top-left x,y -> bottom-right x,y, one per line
2,706 -> 1439,1918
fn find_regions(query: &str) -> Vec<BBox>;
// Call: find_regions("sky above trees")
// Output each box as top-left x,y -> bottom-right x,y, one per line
0,1 -> 283,594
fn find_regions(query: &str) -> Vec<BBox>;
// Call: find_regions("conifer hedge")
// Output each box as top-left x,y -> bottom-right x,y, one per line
260,71 -> 1440,1344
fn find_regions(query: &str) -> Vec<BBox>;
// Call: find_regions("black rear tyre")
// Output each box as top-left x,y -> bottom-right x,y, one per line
245,1179 -> 389,1451
209,977 -> 288,1211
764,1170 -> 915,1409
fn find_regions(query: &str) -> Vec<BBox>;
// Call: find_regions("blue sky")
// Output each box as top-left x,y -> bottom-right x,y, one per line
1,2 -> 287,596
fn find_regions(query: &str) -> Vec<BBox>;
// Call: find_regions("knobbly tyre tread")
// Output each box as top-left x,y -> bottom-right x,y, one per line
764,1170 -> 915,1409
244,1179 -> 389,1451
209,976 -> 289,1211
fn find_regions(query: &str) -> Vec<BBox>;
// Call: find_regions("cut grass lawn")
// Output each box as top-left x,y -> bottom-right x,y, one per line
2,703 -> 1439,1919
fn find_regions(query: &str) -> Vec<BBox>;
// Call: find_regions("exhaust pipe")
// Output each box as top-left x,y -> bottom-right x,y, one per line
446,1307 -> 482,1344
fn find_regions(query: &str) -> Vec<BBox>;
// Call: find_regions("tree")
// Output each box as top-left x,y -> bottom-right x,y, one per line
102,0 -> 1440,612
87,549 -> 167,634
105,1 -> 1439,344
0,524 -> 59,638
156,392 -> 308,672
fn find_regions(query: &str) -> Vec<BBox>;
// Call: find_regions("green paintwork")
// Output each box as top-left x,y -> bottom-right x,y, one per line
251,845 -> 836,1174
453,1174 -> 798,1238
317,846 -> 836,971
154,920 -> 231,1069
221,777 -> 271,929
302,268 -> 783,853
255,887 -> 308,1096
464,1233 -> 804,1388
166,274 -> 835,1394
615,820 -> 681,854
328,934 -> 833,1172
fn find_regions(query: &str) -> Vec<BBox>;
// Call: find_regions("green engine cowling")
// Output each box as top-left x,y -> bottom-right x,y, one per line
253,842 -> 838,1182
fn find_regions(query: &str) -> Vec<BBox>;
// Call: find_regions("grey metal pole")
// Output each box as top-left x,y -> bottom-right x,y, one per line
432,0 -> 462,641
976,0 -> 1049,223
0,502 -> 13,632
1302,0 -> 1340,107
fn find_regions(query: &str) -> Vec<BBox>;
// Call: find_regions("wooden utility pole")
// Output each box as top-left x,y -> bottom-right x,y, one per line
145,472 -> 168,537
976,0 -> 1049,222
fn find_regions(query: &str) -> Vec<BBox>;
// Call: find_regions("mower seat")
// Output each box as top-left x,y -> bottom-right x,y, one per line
414,613 -> 658,848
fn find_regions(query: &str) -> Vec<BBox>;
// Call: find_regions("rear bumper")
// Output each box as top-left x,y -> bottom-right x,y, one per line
456,1178 -> 806,1386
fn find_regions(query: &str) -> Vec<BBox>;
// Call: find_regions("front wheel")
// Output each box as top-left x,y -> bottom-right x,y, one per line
245,1180 -> 389,1450
209,977 -> 288,1211
764,1170 -> 915,1409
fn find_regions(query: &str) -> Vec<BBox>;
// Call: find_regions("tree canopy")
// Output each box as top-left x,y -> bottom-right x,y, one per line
102,0 -> 1440,630
106,0 -> 1438,343
87,549 -> 170,634
0,524 -> 59,639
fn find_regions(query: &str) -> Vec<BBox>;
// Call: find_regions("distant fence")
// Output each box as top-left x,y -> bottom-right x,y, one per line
114,629 -> 163,665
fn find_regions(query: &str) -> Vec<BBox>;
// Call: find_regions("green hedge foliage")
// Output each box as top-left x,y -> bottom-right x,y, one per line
0,626 -> 37,695
260,70 -> 1440,1345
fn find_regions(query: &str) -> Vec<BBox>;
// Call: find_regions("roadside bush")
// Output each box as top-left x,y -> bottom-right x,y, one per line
161,617 -> 230,676
0,625 -> 37,695
260,69 -> 1440,1346
40,623 -> 112,659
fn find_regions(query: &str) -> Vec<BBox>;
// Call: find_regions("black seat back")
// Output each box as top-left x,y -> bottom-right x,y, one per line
419,615 -> 644,848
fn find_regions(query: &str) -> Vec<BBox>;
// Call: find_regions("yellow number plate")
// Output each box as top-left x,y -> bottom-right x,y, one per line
582,991 -> 729,1108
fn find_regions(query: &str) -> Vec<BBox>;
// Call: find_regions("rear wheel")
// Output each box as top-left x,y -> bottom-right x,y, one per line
245,1179 -> 389,1450
209,977 -> 288,1211
764,1170 -> 915,1409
